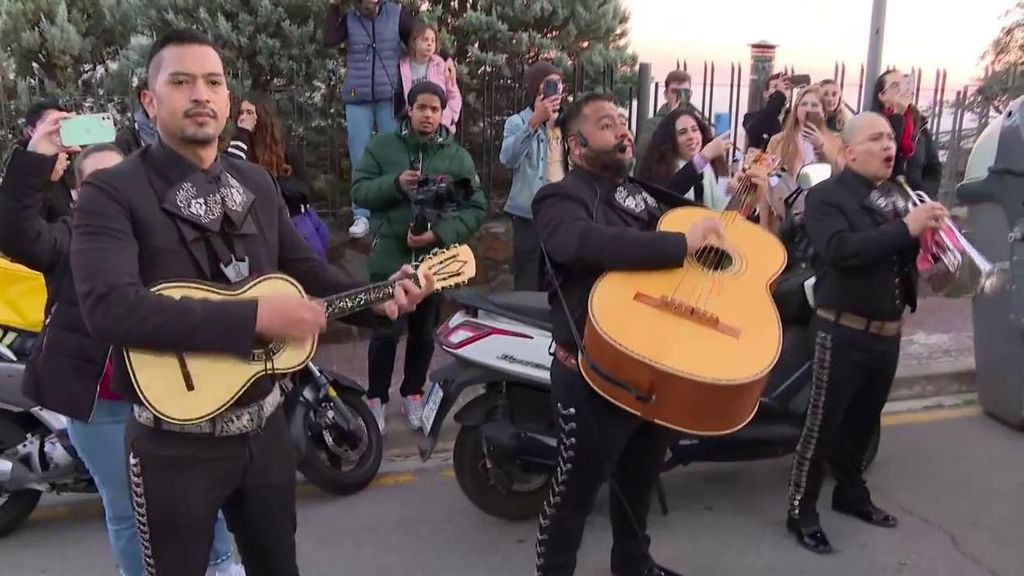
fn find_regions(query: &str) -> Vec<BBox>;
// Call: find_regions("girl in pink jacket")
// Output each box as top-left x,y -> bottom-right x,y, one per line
400,22 -> 462,132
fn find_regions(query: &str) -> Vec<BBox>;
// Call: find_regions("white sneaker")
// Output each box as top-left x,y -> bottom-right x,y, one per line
348,216 -> 370,239
367,398 -> 386,434
207,562 -> 246,576
403,395 -> 424,430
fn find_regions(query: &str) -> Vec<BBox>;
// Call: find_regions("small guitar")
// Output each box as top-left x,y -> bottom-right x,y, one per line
581,152 -> 786,436
125,244 -> 476,424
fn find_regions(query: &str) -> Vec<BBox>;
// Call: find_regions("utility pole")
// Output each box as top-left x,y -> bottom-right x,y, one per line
862,0 -> 887,111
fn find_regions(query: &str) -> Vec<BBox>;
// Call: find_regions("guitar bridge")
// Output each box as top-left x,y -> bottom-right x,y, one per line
634,292 -> 742,338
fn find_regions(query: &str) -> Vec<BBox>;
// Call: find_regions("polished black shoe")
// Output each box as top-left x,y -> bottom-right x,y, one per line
832,502 -> 899,528
786,515 -> 834,554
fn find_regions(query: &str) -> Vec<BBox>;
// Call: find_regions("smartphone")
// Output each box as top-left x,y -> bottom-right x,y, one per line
805,110 -> 823,126
713,112 -> 731,137
542,78 -> 560,100
787,74 -> 811,88
59,113 -> 116,147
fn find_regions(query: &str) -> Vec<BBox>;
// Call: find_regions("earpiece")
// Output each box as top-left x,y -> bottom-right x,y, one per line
576,131 -> 589,148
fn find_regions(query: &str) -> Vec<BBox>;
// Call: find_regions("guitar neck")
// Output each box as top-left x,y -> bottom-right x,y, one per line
323,274 -> 421,321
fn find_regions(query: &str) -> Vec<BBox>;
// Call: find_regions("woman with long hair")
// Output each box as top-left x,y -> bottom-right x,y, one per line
870,69 -> 942,197
635,108 -> 731,210
765,85 -> 844,219
818,79 -> 849,133
767,85 -> 843,177
228,94 -> 329,260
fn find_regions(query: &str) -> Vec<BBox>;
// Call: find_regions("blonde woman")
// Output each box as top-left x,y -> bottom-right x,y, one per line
819,79 -> 849,133
765,85 -> 843,218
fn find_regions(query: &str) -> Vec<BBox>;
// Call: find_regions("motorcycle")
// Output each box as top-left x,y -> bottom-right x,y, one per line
418,164 -> 880,521
0,324 -> 383,537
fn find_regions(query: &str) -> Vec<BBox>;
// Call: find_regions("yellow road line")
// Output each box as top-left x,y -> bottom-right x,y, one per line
881,405 -> 981,427
21,407 -> 981,524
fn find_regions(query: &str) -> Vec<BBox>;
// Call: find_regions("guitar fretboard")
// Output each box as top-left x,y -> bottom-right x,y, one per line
324,274 -> 421,320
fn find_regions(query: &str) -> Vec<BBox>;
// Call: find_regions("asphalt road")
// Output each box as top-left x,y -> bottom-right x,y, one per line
1,406 -> 1021,576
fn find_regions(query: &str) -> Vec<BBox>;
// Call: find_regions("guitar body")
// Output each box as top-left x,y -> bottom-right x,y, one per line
582,206 -> 787,436
125,274 -> 315,425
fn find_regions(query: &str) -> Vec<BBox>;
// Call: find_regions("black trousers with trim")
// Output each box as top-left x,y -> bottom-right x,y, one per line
535,360 -> 674,576
786,315 -> 900,525
126,408 -> 298,576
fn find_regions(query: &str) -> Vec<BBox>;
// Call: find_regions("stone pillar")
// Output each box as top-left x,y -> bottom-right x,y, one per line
747,41 -> 778,113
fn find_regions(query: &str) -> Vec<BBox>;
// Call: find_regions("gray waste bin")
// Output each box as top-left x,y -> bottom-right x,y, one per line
957,95 -> 1024,428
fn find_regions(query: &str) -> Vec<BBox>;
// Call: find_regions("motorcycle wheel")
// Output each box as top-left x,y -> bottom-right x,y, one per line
0,413 -> 42,538
452,424 -> 550,521
297,388 -> 383,496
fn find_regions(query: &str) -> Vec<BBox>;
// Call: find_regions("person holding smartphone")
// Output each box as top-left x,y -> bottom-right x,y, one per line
743,72 -> 792,151
636,70 -> 701,162
870,69 -> 942,198
765,85 -> 844,220
499,61 -> 568,291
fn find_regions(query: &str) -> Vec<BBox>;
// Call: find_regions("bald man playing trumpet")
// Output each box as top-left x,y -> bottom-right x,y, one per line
784,112 -> 947,554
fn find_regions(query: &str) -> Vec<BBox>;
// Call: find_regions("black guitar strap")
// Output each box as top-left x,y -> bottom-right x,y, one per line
540,246 -> 653,403
205,232 -> 251,285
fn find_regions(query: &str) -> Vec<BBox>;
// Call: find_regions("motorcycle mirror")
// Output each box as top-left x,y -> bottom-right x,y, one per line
797,163 -> 833,190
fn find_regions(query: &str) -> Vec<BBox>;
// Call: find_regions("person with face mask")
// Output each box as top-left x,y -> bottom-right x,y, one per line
786,112 -> 947,554
870,70 -> 943,198
530,92 -> 725,576
70,30 -> 432,575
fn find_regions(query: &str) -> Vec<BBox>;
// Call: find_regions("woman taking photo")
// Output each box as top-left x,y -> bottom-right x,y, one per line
635,108 -> 732,211
765,85 -> 844,219
399,22 -> 462,132
870,69 -> 942,197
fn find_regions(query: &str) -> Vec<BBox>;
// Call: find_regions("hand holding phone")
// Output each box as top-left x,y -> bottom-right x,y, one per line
59,113 -> 116,147
27,111 -> 81,156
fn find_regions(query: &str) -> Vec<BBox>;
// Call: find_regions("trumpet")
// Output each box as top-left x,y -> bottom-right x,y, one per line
895,177 -> 1006,296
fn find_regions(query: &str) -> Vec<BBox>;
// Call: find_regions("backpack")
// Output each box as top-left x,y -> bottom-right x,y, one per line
280,175 -> 330,261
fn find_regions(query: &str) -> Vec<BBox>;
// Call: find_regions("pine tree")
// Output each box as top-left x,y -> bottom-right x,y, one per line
973,0 -> 1024,114
0,0 -> 143,99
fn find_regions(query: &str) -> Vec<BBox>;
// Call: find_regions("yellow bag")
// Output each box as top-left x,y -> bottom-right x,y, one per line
0,258 -> 47,333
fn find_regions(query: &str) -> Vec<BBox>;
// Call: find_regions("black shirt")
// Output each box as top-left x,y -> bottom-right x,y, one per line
804,168 -> 920,321
532,166 -> 700,354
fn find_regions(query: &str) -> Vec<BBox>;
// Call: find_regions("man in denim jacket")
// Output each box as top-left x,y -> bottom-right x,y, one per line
500,61 -> 566,291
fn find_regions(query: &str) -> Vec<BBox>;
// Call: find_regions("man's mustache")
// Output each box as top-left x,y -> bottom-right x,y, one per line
184,107 -> 218,119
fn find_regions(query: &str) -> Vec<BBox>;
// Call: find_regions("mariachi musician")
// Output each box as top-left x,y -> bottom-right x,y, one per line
786,111 -> 948,553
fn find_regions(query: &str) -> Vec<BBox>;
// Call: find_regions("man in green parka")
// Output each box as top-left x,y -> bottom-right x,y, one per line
352,81 -> 486,433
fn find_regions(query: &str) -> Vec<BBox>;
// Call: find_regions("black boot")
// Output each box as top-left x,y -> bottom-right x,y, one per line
832,500 -> 899,528
786,514 -> 834,554
614,563 -> 685,576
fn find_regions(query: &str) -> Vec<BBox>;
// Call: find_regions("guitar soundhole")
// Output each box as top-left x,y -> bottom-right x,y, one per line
693,246 -> 734,272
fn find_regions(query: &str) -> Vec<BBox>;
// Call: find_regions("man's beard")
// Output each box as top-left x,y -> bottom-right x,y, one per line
583,147 -> 631,181
180,128 -> 220,146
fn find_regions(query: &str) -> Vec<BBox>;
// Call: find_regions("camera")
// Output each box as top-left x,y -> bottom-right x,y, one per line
409,174 -> 475,235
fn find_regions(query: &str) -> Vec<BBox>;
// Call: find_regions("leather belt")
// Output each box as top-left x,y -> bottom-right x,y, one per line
553,343 -> 580,371
816,308 -> 902,337
133,385 -> 284,436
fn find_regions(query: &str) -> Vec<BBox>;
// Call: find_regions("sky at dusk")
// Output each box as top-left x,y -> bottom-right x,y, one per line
625,0 -> 1013,93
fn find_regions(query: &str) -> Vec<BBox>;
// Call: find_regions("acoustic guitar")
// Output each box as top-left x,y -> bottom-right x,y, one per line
125,244 -> 476,425
581,152 -> 786,436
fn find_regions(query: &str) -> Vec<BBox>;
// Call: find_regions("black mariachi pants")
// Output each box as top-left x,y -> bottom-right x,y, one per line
126,408 -> 298,576
367,292 -> 443,402
787,315 -> 900,525
535,360 -> 674,576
